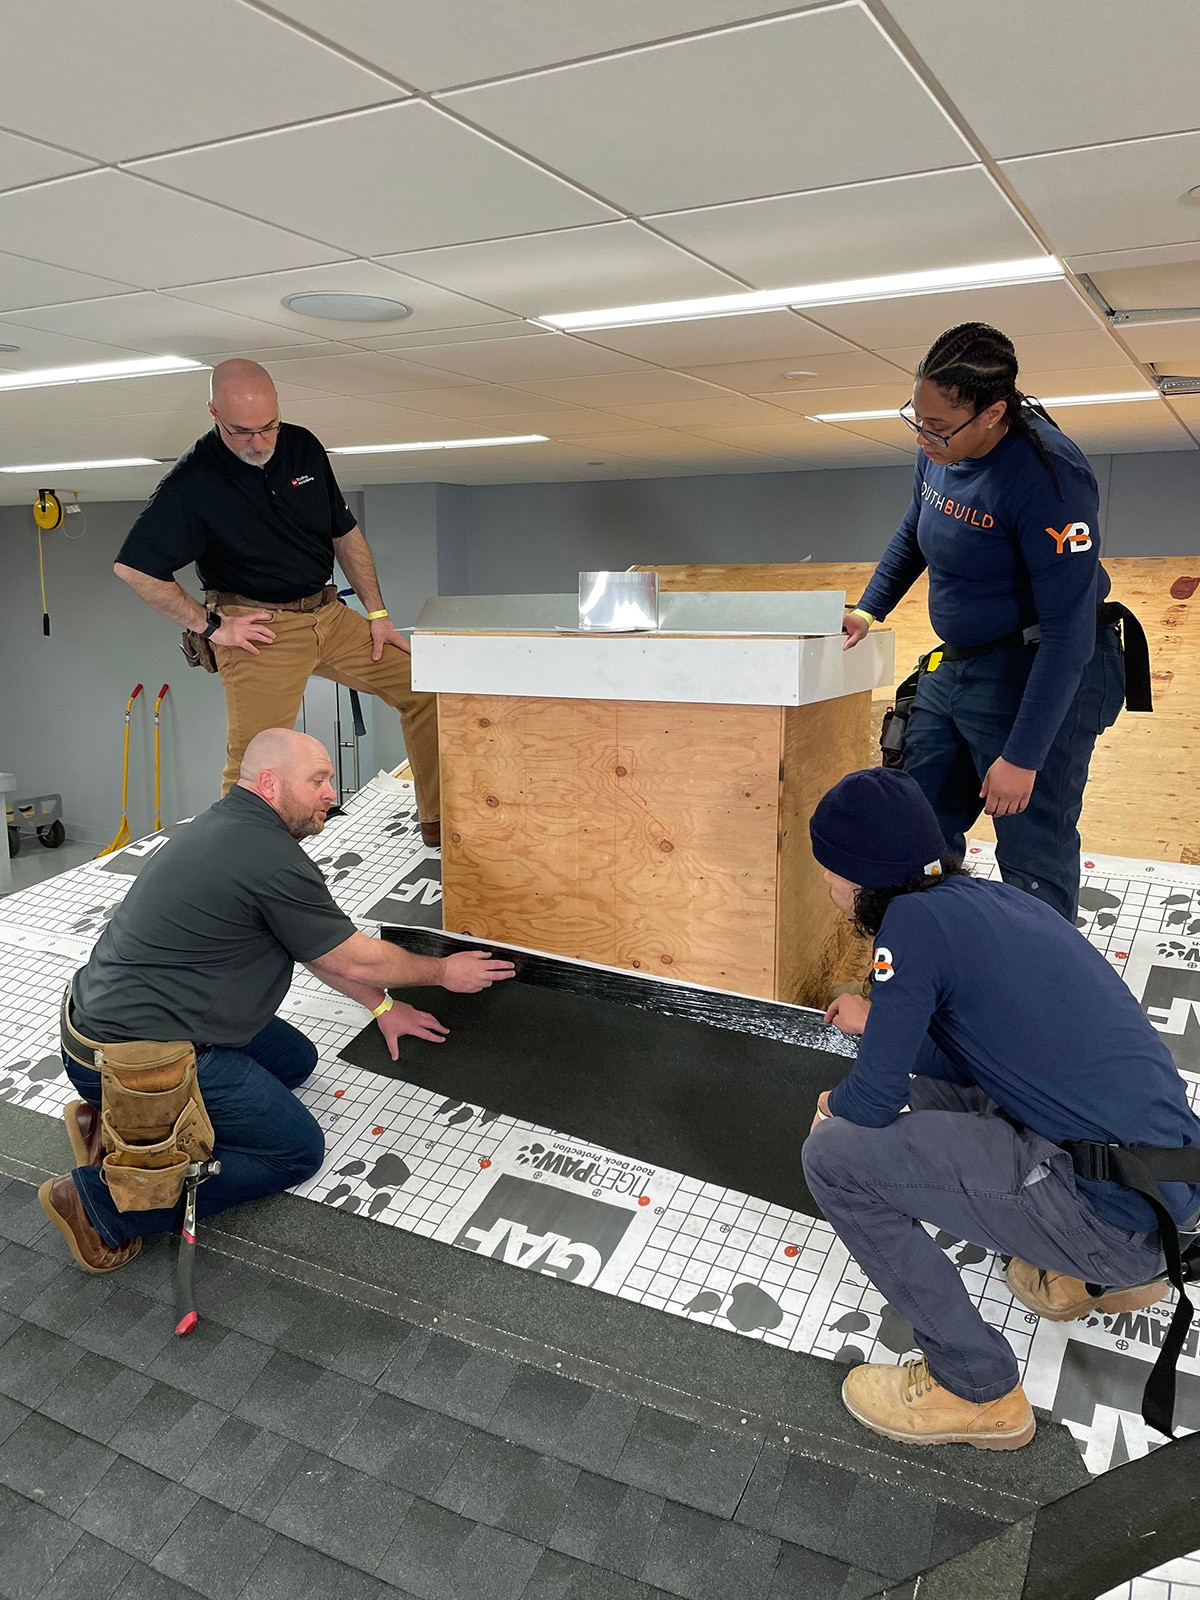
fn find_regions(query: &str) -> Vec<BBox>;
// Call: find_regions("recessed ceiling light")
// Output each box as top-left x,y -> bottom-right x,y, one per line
281,292 -> 413,323
780,370 -> 818,381
0,343 -> 21,353
329,434 -> 549,455
534,257 -> 1063,332
0,355 -> 206,393
809,389 -> 1160,422
1188,184 -> 1200,201
0,456 -> 163,473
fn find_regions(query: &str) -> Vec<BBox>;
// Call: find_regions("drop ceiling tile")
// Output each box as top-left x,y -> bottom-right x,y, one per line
262,2 -> 812,91
385,333 -> 651,381
759,382 -> 914,418
131,103 -> 617,257
511,369 -> 732,405
1059,405 -> 1196,453
0,369 -> 211,425
442,9 -> 971,214
598,393 -> 797,427
809,415 -> 916,450
809,279 -> 1101,349
0,129 -> 96,193
350,321 -> 534,350
277,397 -> 479,443
166,258 -> 510,339
0,320 -> 146,368
363,384 -> 580,420
1068,241 -> 1200,277
380,221 -> 741,317
485,407 -> 672,437
649,167 -> 1037,287
1122,319 -> 1200,365
1001,133 -> 1200,258
0,252 -> 138,314
1013,367 -> 1156,401
3,293 -> 327,358
685,418 -> 911,464
0,171 -> 347,288
254,351 -> 470,394
683,349 -> 909,393
1085,260 -> 1200,314
885,0 -> 1200,158
580,310 -> 852,366
220,341 -> 365,362
876,329 -> 1127,377
0,464 -> 167,503
0,0 -> 399,162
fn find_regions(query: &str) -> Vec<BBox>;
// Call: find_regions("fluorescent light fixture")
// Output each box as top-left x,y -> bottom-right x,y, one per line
0,456 -> 163,473
329,434 -> 549,455
0,355 -> 206,393
535,257 -> 1063,332
810,390 -> 1160,423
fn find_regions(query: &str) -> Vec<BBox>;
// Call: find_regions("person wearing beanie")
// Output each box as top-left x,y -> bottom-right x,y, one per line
841,322 -> 1135,924
801,768 -> 1200,1451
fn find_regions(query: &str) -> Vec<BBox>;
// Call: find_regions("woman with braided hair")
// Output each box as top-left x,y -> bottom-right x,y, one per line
843,321 -> 1134,922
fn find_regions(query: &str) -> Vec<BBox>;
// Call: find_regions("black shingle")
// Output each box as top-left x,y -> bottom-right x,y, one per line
764,1452 -> 859,1555
0,1482 -> 84,1600
433,1429 -> 579,1544
27,1529 -> 134,1600
0,1320 -> 87,1406
0,1175 -> 53,1246
0,1389 -> 30,1446
264,1452 -> 415,1573
488,1366 -> 593,1455
39,1350 -> 156,1442
147,1319 -> 275,1407
70,1454 -> 197,1561
767,1542 -> 854,1600
442,1522 -> 546,1600
556,1477 -> 666,1579
928,1501 -> 1007,1566
151,1496 -> 278,1600
239,1534 -> 402,1600
0,1241 -> 63,1316
392,1333 -> 519,1428
18,1261 -> 119,1339
333,1390 -> 473,1497
108,1383 -> 228,1477
233,1349 -> 376,1450
832,1480 -> 939,1583
520,1548 -> 671,1600
181,1416 -> 299,1514
641,1502 -> 782,1600
0,1410 -> 116,1516
374,1498 -> 475,1598
555,1389 -> 640,1476
70,1286 -> 175,1369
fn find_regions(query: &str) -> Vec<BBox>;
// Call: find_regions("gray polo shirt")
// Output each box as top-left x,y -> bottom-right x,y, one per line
71,786 -> 355,1046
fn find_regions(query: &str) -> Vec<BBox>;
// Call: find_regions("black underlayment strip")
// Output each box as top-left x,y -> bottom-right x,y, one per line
1019,1430 -> 1200,1600
340,934 -> 854,1218
379,927 -> 855,1051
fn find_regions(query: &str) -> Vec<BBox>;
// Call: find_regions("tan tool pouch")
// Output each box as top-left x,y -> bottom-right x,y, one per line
97,1039 -> 215,1212
180,629 -> 218,673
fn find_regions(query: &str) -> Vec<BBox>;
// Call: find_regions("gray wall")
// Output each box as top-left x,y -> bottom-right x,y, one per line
3,450 -> 1196,845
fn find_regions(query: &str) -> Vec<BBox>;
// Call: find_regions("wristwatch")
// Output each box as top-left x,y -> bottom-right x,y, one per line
200,610 -> 222,640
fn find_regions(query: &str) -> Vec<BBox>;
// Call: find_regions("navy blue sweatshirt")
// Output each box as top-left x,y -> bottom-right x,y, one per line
857,416 -> 1111,771
827,877 -> 1200,1234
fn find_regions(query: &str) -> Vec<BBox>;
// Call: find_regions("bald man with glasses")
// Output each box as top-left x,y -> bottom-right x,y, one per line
114,360 -> 440,843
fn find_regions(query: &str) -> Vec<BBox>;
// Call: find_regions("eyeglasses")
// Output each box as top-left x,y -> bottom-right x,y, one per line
213,410 -> 281,441
898,404 -> 978,449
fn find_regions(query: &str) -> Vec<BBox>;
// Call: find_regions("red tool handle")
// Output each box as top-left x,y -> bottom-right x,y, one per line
130,682 -> 144,701
157,683 -> 169,702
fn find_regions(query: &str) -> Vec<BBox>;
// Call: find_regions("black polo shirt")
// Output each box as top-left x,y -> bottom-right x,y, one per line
117,423 -> 357,602
71,787 -> 355,1047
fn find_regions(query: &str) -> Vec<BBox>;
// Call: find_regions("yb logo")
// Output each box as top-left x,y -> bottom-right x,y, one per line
1047,521 -> 1092,554
873,946 -> 895,983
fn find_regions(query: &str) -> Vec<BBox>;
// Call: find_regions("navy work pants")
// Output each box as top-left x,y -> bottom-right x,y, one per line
803,1073 -> 1165,1403
902,625 -> 1125,921
64,1017 -> 324,1248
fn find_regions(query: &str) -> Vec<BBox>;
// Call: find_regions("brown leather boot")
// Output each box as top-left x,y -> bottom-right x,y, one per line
420,820 -> 441,849
64,1101 -> 104,1167
1006,1257 -> 1167,1321
38,1175 -> 141,1273
842,1357 -> 1035,1450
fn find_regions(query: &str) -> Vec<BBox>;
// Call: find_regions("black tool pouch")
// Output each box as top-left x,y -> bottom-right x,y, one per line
879,652 -> 933,768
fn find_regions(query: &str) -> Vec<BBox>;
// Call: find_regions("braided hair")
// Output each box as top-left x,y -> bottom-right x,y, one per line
917,322 -> 1063,497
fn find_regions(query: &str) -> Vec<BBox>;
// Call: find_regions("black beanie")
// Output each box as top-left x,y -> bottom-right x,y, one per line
809,768 -> 949,888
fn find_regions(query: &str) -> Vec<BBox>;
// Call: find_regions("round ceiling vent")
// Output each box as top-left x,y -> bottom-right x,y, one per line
280,292 -> 413,323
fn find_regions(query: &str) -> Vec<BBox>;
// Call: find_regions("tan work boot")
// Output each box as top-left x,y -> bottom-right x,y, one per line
38,1175 -> 141,1273
1006,1257 -> 1167,1321
64,1100 -> 104,1167
842,1357 -> 1035,1450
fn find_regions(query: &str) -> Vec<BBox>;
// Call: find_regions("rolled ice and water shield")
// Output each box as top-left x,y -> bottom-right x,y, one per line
578,570 -> 659,632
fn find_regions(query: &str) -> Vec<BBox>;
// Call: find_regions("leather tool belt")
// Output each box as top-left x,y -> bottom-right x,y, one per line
60,987 -> 214,1213
181,584 -> 338,672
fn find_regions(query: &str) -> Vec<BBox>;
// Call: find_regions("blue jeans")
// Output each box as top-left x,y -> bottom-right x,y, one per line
803,1073 -> 1165,1403
903,625 -> 1126,921
64,1017 -> 324,1249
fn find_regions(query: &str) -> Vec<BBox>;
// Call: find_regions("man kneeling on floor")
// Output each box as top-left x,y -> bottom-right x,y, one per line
41,728 -> 514,1271
802,768 -> 1200,1451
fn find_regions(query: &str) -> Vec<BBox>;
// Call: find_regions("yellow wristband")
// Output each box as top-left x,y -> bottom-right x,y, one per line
366,609 -> 389,621
372,996 -> 394,1017
850,608 -> 875,625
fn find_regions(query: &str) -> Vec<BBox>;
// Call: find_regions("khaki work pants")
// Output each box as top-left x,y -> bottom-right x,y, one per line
213,602 -> 439,820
